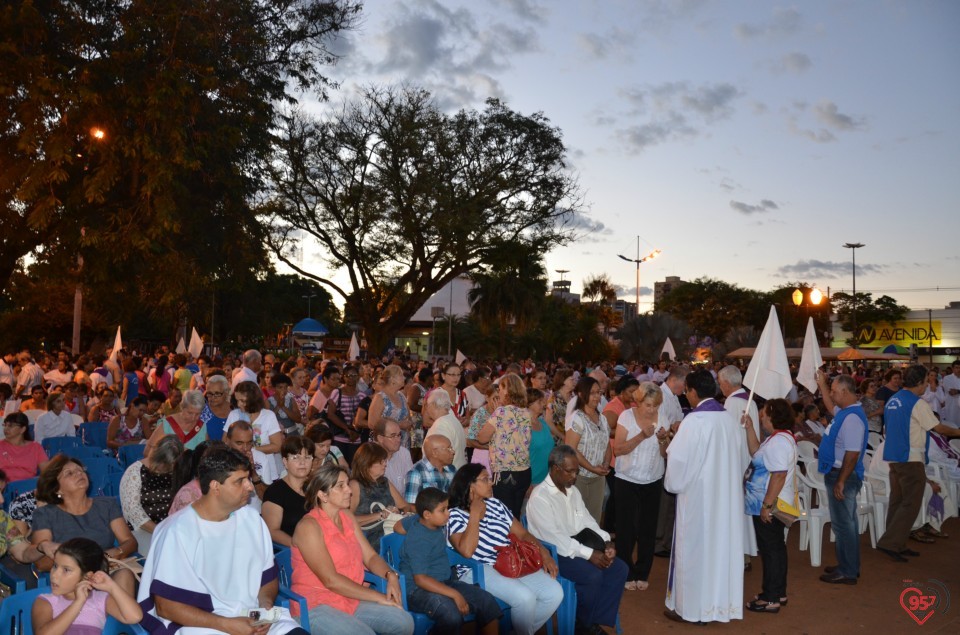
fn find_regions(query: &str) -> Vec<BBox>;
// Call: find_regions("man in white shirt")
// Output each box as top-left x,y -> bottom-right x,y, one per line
718,365 -> 759,565
138,446 -> 304,635
941,361 -> 960,426
14,352 -> 44,398
43,360 -> 74,390
654,366 -> 687,557
373,419 -> 413,493
34,393 -> 77,446
0,352 -> 16,388
231,349 -> 262,390
527,445 -> 628,635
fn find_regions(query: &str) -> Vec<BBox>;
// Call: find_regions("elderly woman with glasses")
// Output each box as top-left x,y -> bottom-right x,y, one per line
119,435 -> 184,556
199,374 -> 232,441
145,389 -> 209,455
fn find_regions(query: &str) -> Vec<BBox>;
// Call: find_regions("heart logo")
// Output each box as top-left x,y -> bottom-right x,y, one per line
900,586 -> 937,626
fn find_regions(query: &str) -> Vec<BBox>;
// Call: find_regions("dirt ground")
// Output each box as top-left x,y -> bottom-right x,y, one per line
615,517 -> 960,634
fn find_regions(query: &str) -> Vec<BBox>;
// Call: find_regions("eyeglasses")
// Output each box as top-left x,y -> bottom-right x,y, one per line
445,372 -> 461,377
206,392 -> 226,398
382,433 -> 401,439
440,447 -> 455,453
344,374 -> 359,379
60,467 -> 87,479
286,454 -> 313,462
475,476 -> 491,483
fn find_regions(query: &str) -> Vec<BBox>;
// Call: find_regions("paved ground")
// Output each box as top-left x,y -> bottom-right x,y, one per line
616,517 -> 960,634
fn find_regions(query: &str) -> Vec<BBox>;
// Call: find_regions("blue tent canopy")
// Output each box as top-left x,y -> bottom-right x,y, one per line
292,318 -> 329,336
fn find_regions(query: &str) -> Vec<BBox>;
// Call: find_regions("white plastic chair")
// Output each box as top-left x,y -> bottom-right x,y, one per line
23,409 -> 44,425
868,431 -> 883,451
857,481 -> 877,548
796,468 -> 831,567
797,440 -> 818,463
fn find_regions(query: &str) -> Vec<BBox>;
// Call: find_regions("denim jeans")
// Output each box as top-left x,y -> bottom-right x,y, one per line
477,565 -> 564,635
753,515 -> 787,601
823,470 -> 861,578
307,601 -> 414,635
407,578 -> 502,633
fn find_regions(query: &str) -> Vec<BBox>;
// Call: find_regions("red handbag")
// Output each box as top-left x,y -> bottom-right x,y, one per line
494,533 -> 544,578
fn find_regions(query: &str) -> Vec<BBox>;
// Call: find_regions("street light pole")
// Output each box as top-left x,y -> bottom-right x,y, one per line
302,293 -> 317,318
843,243 -> 865,349
618,237 -> 661,316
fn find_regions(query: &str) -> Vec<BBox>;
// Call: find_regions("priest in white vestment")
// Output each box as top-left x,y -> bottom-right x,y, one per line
719,366 -> 759,559
942,362 -> 960,427
664,370 -> 744,624
138,446 -> 305,635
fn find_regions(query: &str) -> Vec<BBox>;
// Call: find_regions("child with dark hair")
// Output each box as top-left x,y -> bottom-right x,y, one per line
396,487 -> 501,634
32,537 -> 142,633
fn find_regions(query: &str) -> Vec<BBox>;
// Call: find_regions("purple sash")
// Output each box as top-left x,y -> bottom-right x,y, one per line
691,398 -> 725,413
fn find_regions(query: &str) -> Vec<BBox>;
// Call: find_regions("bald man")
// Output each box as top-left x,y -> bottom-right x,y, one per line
403,434 -> 457,504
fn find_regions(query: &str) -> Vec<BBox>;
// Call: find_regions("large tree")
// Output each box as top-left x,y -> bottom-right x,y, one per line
263,85 -> 583,352
831,292 -> 909,346
655,277 -> 769,340
0,0 -> 360,320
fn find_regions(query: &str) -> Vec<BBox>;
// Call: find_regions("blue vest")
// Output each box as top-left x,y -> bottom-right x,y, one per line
818,403 -> 869,478
882,389 -> 930,464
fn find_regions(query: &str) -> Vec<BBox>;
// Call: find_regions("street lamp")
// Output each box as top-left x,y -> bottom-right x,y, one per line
302,293 -> 317,318
618,236 -> 661,315
430,306 -> 445,357
843,243 -> 865,349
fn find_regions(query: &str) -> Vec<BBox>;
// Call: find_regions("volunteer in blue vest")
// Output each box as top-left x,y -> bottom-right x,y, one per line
876,365 -> 960,562
813,371 -> 868,585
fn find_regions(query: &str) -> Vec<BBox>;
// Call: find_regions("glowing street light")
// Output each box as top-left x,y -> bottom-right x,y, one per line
618,237 -> 661,314
90,127 -> 106,140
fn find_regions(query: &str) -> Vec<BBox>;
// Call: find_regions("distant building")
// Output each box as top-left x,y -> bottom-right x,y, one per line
654,276 -> 686,309
612,299 -> 637,322
830,303 -> 960,364
551,279 -> 580,304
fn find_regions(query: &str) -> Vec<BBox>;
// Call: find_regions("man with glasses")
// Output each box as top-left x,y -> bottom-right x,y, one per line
663,370 -> 744,625
403,435 -> 456,504
373,419 -> 413,492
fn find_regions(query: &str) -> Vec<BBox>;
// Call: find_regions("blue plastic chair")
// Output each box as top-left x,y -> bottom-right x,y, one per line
102,470 -> 126,497
118,444 -> 146,469
0,561 -> 27,594
62,445 -> 107,461
3,478 -> 38,513
83,456 -> 123,496
0,586 -> 51,632
41,435 -> 83,455
79,422 -> 109,448
103,616 -> 150,634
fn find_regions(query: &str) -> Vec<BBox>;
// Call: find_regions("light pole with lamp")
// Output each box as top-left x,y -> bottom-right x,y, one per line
617,236 -> 661,315
72,127 -> 107,355
430,306 -> 445,358
843,243 -> 865,349
792,286 -> 824,343
302,293 -> 317,318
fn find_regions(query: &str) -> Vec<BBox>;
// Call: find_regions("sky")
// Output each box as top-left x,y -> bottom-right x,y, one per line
288,0 -> 960,313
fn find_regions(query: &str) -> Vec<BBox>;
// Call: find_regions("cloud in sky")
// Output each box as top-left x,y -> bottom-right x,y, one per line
617,286 -> 654,297
776,259 -> 886,279
785,100 -> 864,143
577,27 -> 638,60
770,52 -> 812,74
564,210 -> 612,240
735,7 -> 802,40
617,81 -> 742,151
729,199 -> 779,214
491,0 -> 547,24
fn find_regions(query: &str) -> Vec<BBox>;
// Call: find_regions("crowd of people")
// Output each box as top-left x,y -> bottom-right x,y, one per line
0,346 -> 959,633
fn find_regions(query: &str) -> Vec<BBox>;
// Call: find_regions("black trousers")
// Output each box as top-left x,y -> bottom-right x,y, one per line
753,514 -> 788,602
614,477 -> 662,582
493,468 -> 531,518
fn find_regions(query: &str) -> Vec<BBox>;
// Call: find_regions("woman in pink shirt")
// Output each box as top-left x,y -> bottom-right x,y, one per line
290,464 -> 413,634
0,412 -> 49,481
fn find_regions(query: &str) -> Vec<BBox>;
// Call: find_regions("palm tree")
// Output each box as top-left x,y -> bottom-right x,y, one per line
468,241 -> 547,357
617,313 -> 693,362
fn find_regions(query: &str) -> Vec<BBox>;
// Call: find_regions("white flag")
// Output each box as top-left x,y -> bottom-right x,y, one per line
175,337 -> 186,355
188,328 -> 204,358
797,317 -> 823,394
661,337 -> 676,361
455,349 -> 467,365
743,306 -> 792,400
347,333 -> 360,361
108,327 -> 122,363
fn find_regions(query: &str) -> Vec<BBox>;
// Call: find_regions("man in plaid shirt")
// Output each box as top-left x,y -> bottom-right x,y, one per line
404,435 -> 457,503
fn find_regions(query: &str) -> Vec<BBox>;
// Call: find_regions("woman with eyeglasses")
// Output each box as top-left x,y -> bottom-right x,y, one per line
447,463 -> 562,635
436,363 -> 467,425
262,436 -> 316,547
119,434 -> 184,556
106,395 -> 152,451
1,412 -> 49,481
349,442 -> 413,551
198,374 -> 231,441
23,455 -> 138,595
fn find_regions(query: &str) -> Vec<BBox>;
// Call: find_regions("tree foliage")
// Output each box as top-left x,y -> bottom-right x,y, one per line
617,313 -> 693,362
263,85 -> 583,352
0,0 -> 360,321
655,277 -> 769,339
831,292 -> 910,345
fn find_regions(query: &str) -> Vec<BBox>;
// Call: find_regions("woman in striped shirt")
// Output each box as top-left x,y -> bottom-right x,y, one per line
447,463 -> 563,635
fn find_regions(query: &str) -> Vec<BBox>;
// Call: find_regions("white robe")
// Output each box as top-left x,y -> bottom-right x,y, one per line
665,399 -> 744,623
724,390 -> 759,557
138,505 -> 298,634
941,374 -> 960,426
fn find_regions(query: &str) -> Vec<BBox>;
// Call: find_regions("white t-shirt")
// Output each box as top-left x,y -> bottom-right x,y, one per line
615,408 -> 666,485
464,384 -> 486,411
231,366 -> 258,390
754,432 -> 798,507
224,409 -> 283,483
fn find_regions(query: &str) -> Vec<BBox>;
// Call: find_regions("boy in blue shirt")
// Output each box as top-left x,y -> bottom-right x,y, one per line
398,487 -> 501,634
